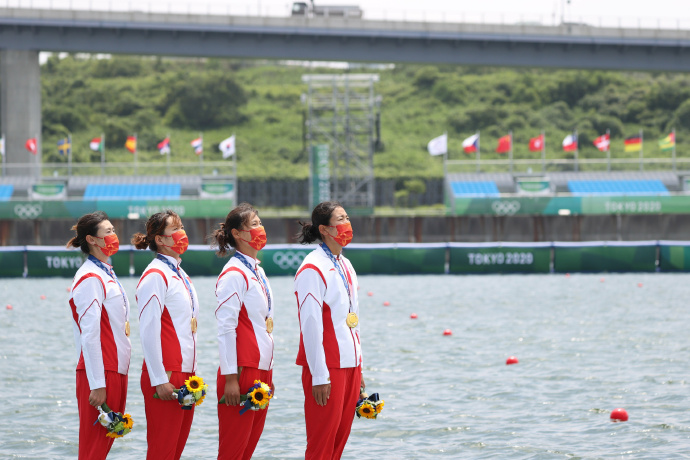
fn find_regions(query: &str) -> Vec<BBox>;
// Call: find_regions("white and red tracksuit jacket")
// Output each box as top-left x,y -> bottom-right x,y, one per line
294,245 -> 362,386
215,252 -> 274,374
136,254 -> 199,386
70,258 -> 131,389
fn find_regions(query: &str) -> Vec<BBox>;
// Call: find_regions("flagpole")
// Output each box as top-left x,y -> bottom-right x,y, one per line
443,131 -> 448,207
541,129 -> 546,173
476,130 -> 481,173
68,133 -> 72,177
672,127 -> 676,172
639,128 -> 644,172
100,132 -> 105,176
199,132 -> 203,176
509,131 -> 513,174
233,133 -> 238,201
574,129 -> 579,173
606,128 -> 611,173
1,132 -> 5,177
134,133 -> 138,176
166,132 -> 171,176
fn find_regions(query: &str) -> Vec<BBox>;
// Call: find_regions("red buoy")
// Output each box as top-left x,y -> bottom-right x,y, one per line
40,295 -> 46,300
5,304 -> 12,310
610,408 -> 628,422
600,278 -> 605,282
410,313 -> 418,319
66,287 -> 71,292
442,329 -> 452,336
637,283 -> 643,288
506,356 -> 519,365
383,301 -> 390,306
565,273 -> 570,277
367,292 -> 373,297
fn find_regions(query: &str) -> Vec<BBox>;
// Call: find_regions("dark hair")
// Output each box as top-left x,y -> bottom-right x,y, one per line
66,211 -> 110,255
297,201 -> 342,244
131,210 -> 182,252
211,202 -> 258,257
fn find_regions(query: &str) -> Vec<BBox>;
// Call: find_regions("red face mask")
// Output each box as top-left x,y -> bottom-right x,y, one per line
326,222 -> 353,247
160,229 -> 189,255
94,233 -> 120,257
239,226 -> 267,251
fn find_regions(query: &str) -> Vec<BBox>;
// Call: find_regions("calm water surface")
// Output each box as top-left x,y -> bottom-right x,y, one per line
0,274 -> 689,459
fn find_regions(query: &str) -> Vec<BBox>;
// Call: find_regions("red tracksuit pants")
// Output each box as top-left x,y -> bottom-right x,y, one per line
302,365 -> 362,460
76,369 -> 128,460
141,369 -> 195,460
217,367 -> 273,460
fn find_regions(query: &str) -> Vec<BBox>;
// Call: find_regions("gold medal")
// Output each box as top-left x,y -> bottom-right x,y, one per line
266,317 -> 274,334
124,321 -> 130,337
191,317 -> 198,333
346,312 -> 359,328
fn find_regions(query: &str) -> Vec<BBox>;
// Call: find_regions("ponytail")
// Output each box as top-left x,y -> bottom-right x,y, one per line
211,203 -> 258,257
296,201 -> 342,245
65,211 -> 109,255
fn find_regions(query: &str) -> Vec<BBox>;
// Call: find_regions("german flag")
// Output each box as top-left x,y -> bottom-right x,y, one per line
624,135 -> 642,152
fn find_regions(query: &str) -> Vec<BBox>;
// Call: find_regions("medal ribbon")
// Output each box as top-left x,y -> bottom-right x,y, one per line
233,251 -> 272,316
320,243 -> 353,312
156,254 -> 196,317
88,255 -> 129,323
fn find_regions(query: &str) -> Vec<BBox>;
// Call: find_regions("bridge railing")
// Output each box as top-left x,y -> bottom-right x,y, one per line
1,160 -> 236,178
445,157 -> 690,174
1,1 -> 689,31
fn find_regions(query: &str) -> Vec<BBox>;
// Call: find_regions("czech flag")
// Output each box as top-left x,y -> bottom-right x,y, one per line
496,135 -> 511,154
562,133 -> 578,152
190,137 -> 203,155
25,138 -> 37,155
528,134 -> 544,152
593,133 -> 610,152
624,134 -> 642,152
89,137 -> 103,152
659,132 -> 675,151
462,133 -> 479,154
157,137 -> 171,155
125,136 -> 137,154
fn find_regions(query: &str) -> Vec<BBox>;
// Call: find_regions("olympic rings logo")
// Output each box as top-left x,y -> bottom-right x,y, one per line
491,200 -> 521,216
272,251 -> 307,270
14,203 -> 43,219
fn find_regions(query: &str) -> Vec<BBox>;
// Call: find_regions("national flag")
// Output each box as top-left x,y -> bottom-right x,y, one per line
57,137 -> 71,156
25,138 -> 37,155
624,135 -> 642,152
0,136 -> 4,157
593,133 -> 610,152
528,134 -> 544,152
157,137 -> 171,155
659,132 -> 675,151
190,137 -> 203,155
125,136 -> 137,153
427,133 -> 447,156
89,137 -> 103,152
496,135 -> 511,154
219,134 -> 236,159
462,133 -> 479,154
562,133 -> 578,152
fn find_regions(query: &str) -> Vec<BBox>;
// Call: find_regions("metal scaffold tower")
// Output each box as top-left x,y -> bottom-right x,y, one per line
303,74 -> 380,210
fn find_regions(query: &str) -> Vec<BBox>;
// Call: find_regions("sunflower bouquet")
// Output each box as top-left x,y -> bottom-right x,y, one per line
154,375 -> 209,410
95,403 -> 133,438
219,379 -> 273,415
355,392 -> 384,420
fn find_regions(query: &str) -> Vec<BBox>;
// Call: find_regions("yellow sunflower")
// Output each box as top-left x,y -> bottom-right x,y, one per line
249,386 -> 271,408
106,431 -> 123,439
122,414 -> 134,429
375,400 -> 385,414
185,376 -> 205,393
357,402 -> 376,419
195,394 -> 206,406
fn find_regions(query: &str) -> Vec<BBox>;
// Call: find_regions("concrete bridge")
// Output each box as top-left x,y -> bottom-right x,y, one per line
2,7 -> 690,175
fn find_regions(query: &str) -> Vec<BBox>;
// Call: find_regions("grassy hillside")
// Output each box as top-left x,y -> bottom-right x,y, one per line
39,55 -> 690,179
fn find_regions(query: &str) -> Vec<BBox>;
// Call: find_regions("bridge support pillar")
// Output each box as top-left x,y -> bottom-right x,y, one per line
0,49 -> 42,177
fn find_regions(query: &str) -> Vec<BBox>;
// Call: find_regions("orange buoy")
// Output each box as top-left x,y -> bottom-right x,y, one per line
637,283 -> 643,288
442,329 -> 452,336
610,408 -> 628,422
506,356 -> 519,365
600,278 -> 605,282
40,295 -> 46,300
66,287 -> 71,292
367,292 -> 373,296
410,313 -> 418,319
383,301 -> 390,306
565,273 -> 570,277
6,304 -> 12,310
